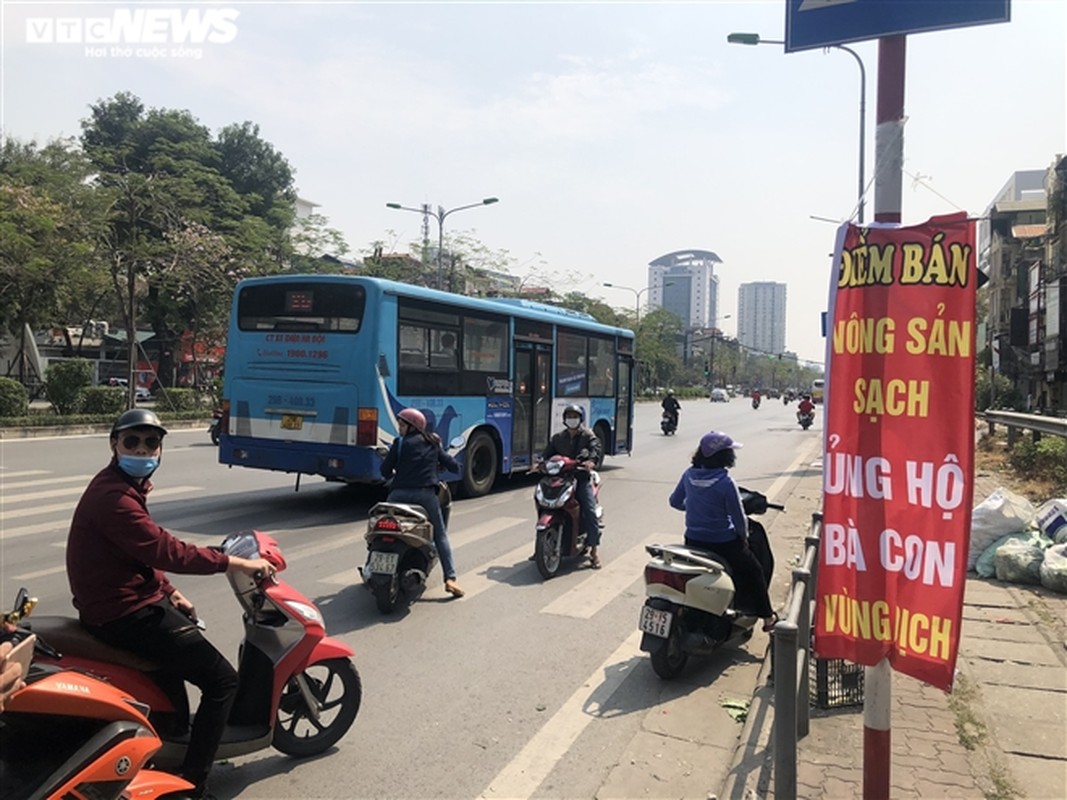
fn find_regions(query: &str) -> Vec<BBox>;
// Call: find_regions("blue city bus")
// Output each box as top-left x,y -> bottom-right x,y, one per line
218,275 -> 635,496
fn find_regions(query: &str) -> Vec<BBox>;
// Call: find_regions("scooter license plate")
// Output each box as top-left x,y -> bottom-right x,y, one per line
639,606 -> 672,638
368,551 -> 399,574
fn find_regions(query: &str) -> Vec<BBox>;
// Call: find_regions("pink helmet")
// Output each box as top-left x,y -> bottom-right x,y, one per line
397,408 -> 426,433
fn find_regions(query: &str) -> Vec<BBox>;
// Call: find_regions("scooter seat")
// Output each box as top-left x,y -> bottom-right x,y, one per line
28,615 -> 161,671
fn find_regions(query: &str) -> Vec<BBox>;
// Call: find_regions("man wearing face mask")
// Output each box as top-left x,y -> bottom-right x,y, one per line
538,404 -> 604,568
66,409 -> 274,799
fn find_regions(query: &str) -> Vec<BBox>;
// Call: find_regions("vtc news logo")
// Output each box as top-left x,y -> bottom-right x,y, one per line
25,8 -> 239,46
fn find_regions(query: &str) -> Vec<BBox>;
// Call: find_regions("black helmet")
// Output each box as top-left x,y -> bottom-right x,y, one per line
562,404 -> 584,423
111,408 -> 168,438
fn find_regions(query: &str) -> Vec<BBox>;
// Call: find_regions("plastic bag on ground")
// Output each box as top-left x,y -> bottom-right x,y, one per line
1039,544 -> 1067,594
975,532 -> 1032,579
969,488 -> 1036,571
993,533 -> 1051,585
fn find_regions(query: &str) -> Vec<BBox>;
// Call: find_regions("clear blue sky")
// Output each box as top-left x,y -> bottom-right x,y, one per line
3,1 -> 1064,363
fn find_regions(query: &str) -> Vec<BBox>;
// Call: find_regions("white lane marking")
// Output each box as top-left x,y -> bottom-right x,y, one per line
480,630 -> 643,799
0,470 -> 50,478
540,536 -> 658,619
319,540 -> 535,591
765,438 -> 823,503
1,474 -> 92,491
14,564 -> 66,580
1,520 -> 67,540
0,486 -> 202,529
1,485 -> 93,505
452,516 -> 526,547
453,543 -> 534,600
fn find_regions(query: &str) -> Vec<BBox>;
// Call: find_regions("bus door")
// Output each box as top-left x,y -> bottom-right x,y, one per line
615,355 -> 634,453
512,342 -> 552,469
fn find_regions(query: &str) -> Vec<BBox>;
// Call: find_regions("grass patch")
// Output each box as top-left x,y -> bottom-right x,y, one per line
947,672 -> 987,751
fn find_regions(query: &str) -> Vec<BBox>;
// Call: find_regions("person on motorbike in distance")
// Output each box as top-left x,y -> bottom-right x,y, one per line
380,408 -> 465,598
538,404 -> 603,569
661,390 -> 681,427
796,393 -> 815,421
667,431 -> 778,632
751,388 -> 761,405
66,409 -> 275,800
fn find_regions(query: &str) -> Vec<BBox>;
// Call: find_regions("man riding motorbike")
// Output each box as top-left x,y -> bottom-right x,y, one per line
537,404 -> 603,569
796,393 -> 815,420
661,390 -> 681,429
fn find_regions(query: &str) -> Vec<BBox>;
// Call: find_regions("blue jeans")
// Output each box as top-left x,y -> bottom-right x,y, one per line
577,477 -> 601,548
388,487 -> 457,581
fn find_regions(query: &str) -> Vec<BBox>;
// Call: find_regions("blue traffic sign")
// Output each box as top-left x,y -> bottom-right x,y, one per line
785,0 -> 1010,53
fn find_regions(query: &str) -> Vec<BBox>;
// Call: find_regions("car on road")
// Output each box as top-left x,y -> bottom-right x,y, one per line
106,377 -> 152,401
710,388 -> 729,402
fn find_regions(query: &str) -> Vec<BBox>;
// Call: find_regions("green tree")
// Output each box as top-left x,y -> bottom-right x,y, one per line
0,138 -> 106,348
80,92 -> 299,391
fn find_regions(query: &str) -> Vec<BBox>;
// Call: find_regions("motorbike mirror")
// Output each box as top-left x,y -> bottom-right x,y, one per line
3,588 -> 37,626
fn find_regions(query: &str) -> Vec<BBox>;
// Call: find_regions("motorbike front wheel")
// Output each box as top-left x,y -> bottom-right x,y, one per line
273,658 -> 362,757
535,525 -> 563,579
650,619 -> 689,680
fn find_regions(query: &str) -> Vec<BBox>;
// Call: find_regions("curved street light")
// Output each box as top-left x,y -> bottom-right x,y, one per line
728,31 -> 866,223
602,281 -> 673,324
386,197 -> 500,290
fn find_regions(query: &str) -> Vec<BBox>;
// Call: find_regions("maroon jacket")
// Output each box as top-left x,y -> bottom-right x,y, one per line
67,461 -> 230,625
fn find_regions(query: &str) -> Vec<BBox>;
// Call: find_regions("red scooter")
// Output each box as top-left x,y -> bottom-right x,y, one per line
2,590 -> 194,800
26,530 -> 362,772
532,455 -> 604,579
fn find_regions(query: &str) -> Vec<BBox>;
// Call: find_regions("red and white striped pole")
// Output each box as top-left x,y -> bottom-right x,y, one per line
864,33 -> 907,800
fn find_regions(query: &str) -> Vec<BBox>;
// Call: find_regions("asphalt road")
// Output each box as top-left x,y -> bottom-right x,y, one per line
0,396 -> 821,799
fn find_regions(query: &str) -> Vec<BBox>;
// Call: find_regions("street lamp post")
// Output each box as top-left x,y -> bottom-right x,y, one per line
602,282 -> 651,324
386,197 -> 499,290
728,32 -> 866,224
603,281 -> 675,324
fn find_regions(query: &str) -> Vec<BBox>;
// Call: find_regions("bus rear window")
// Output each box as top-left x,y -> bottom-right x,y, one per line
237,283 -> 365,333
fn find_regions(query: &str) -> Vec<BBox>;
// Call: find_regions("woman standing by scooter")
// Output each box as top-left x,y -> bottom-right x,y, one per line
667,431 -> 778,632
380,408 -> 465,598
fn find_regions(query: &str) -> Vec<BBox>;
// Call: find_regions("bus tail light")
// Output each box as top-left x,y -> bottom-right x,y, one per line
357,408 -> 377,446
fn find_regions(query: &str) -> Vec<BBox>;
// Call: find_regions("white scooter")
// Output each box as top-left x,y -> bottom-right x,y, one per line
638,488 -> 782,679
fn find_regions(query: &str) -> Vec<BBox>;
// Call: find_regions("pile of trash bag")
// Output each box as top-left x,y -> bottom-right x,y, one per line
970,490 -> 1067,593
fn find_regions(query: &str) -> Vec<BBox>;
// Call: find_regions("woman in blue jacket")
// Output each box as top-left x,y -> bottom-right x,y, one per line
381,408 -> 464,598
668,431 -> 777,631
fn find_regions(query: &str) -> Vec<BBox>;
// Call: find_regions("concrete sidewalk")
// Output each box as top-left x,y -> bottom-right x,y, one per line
719,473 -> 1067,800
595,466 -> 1067,799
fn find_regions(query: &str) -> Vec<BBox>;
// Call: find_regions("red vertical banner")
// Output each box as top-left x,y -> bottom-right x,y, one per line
815,212 -> 977,691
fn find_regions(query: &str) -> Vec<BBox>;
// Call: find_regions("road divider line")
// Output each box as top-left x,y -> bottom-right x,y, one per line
452,516 -> 526,547
540,536 -> 658,619
1,474 -> 92,491
0,485 -> 91,506
454,543 -> 535,600
13,564 -> 66,581
0,470 -> 49,478
1,520 -> 67,541
480,630 -> 643,800
764,438 -> 823,504
0,486 -> 201,528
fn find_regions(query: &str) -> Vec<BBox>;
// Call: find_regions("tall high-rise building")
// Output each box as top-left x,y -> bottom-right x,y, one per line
737,282 -> 787,355
646,250 -> 722,328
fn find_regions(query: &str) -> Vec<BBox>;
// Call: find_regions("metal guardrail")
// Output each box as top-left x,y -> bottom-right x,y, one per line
768,511 -> 823,800
982,410 -> 1067,448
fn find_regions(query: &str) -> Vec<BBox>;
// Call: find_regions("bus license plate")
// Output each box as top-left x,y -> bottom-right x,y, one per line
368,551 -> 399,574
280,414 -> 304,431
639,606 -> 672,638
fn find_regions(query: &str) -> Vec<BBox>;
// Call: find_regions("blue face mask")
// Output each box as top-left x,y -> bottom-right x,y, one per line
118,454 -> 159,479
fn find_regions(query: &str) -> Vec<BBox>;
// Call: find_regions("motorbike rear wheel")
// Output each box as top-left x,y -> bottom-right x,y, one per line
535,525 -> 563,579
371,576 -> 399,614
650,620 -> 688,679
273,658 -> 362,757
